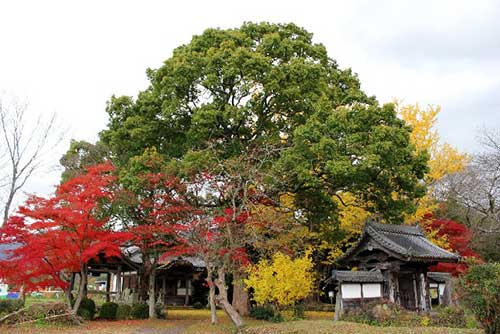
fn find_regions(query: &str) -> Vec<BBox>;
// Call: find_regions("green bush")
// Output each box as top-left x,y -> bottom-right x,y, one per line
99,302 -> 118,320
341,300 -> 403,326
116,304 -> 131,320
270,312 -> 284,323
155,302 -> 166,319
76,297 -> 96,320
0,299 -> 24,315
293,303 -> 306,319
130,303 -> 149,319
431,306 -> 466,328
458,262 -> 500,334
192,301 -> 204,309
249,305 -> 275,321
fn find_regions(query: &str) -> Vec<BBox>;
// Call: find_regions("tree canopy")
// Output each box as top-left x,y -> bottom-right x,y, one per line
100,22 -> 427,227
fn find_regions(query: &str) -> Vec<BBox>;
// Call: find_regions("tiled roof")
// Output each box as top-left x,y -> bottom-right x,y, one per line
120,246 -> 205,268
365,221 -> 460,262
428,272 -> 452,283
340,221 -> 460,263
332,269 -> 385,283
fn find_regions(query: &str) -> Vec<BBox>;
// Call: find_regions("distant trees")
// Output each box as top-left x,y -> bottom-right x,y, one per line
439,129 -> 500,261
0,95 -> 64,225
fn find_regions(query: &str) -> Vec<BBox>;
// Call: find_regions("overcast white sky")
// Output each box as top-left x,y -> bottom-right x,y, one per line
1,0 -> 499,199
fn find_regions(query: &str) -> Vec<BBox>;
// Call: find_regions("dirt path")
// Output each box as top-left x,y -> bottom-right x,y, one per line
131,325 -> 187,334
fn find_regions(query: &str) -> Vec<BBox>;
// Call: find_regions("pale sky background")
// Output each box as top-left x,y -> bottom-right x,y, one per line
1,0 -> 499,202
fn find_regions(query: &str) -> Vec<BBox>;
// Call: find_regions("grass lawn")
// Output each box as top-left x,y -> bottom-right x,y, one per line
4,308 -> 482,334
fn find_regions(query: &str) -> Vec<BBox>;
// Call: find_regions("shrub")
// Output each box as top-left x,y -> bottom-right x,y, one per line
458,262 -> 500,334
99,302 -> 118,320
341,300 -> 402,326
293,303 -> 306,319
192,301 -> 204,309
270,312 -> 284,323
249,305 -> 275,321
155,302 -> 166,319
0,303 -> 80,326
130,303 -> 149,319
76,298 -> 96,320
431,306 -> 466,328
0,299 -> 24,315
116,304 -> 131,320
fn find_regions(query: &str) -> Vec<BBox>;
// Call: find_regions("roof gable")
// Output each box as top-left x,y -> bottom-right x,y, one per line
339,221 -> 460,265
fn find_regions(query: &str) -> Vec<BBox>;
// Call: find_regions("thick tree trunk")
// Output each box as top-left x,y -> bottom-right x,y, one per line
207,268 -> 218,324
65,273 -> 75,308
148,265 -> 157,319
215,269 -> 244,330
72,266 -> 87,313
231,271 -> 249,316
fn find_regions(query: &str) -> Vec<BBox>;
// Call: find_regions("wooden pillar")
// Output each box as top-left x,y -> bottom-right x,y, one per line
412,274 -> 419,311
334,287 -> 342,321
419,272 -> 428,312
162,276 -> 166,303
394,273 -> 400,305
443,278 -> 452,306
116,266 -> 122,296
106,271 -> 111,302
388,273 -> 395,303
184,279 -> 189,305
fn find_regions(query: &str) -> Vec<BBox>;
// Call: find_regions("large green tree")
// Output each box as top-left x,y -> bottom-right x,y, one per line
100,22 -> 375,166
96,22 -> 428,323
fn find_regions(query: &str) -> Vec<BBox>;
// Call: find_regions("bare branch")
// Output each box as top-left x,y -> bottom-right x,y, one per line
0,95 -> 65,225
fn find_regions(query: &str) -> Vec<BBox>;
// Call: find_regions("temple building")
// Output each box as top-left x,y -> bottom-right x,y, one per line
332,221 -> 459,319
85,246 -> 207,306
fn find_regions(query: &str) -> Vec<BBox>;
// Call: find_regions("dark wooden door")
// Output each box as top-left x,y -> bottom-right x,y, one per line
398,274 -> 416,310
165,279 -> 176,296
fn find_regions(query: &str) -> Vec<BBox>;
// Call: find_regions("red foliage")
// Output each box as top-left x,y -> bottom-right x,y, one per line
188,207 -> 251,270
424,215 -> 482,276
124,173 -> 196,263
0,163 -> 131,291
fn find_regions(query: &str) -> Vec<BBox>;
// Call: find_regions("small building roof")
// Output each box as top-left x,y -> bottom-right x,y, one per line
332,269 -> 385,283
120,246 -> 206,269
427,272 -> 452,283
339,221 -> 460,265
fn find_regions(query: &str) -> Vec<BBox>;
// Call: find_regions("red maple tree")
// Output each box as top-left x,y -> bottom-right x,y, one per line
423,215 -> 482,275
118,172 -> 196,318
0,163 -> 131,312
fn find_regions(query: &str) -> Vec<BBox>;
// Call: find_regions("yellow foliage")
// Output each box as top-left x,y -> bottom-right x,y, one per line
397,101 -> 469,223
320,193 -> 370,263
248,193 -> 313,257
245,251 -> 314,307
421,219 -> 452,251
313,103 -> 465,264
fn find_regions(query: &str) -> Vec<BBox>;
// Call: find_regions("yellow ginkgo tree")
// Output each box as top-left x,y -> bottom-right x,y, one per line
245,251 -> 314,310
397,102 -> 469,223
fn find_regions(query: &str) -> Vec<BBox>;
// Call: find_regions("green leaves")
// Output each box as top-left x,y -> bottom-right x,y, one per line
98,21 -> 428,233
277,103 -> 428,223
